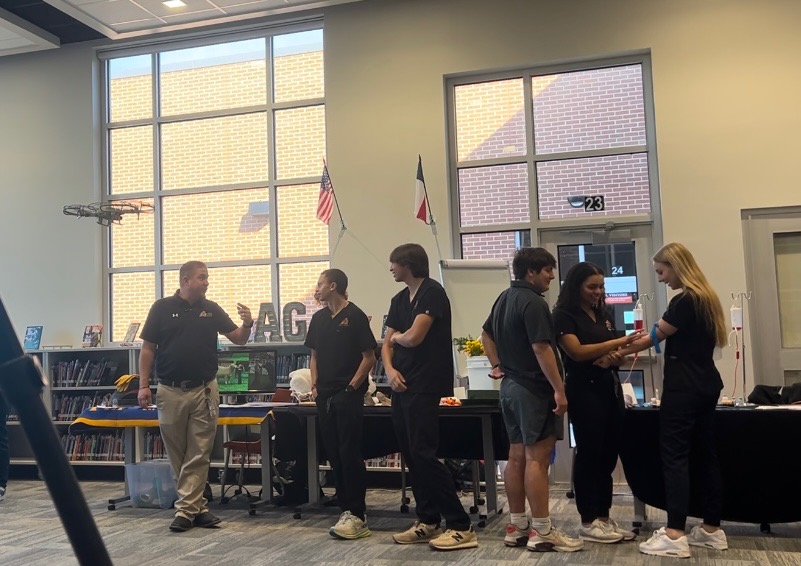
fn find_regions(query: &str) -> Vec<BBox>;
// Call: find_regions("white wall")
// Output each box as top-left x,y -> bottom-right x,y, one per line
2,0 -> 801,385
0,43 -> 103,347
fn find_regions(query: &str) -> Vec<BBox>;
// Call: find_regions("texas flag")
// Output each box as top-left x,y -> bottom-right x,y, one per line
414,155 -> 429,224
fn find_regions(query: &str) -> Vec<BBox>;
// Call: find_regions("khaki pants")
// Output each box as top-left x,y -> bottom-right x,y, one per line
156,379 -> 219,520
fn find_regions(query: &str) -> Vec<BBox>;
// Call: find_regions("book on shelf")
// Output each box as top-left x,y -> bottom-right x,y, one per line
24,325 -> 43,350
60,431 -> 124,462
122,322 -> 140,345
82,325 -> 103,348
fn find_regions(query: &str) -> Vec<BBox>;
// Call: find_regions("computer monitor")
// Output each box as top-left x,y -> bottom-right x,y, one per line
216,350 -> 277,394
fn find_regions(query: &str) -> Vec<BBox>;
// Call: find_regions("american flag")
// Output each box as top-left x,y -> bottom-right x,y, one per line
316,163 -> 334,224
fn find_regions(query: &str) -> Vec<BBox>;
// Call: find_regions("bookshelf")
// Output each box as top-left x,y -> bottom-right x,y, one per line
8,342 -> 390,473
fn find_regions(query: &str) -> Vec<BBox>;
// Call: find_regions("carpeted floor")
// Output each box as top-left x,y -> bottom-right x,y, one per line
0,480 -> 799,565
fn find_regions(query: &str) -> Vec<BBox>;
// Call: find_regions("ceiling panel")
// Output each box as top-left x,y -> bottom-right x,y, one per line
0,5 -> 60,56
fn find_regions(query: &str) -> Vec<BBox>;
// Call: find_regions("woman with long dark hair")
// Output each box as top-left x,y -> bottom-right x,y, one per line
621,242 -> 728,558
552,262 -> 641,545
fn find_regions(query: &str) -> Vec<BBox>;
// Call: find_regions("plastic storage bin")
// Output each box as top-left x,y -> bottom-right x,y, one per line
125,459 -> 178,509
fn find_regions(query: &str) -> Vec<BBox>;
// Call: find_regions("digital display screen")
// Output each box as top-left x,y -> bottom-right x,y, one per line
216,350 -> 276,393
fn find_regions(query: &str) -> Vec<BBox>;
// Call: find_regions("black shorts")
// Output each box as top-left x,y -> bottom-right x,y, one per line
499,378 -> 563,445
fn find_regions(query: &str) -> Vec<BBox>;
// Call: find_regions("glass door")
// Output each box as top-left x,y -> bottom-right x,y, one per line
540,225 -> 660,484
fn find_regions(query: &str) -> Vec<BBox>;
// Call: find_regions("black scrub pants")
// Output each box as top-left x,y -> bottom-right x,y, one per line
659,388 -> 723,531
391,392 -> 471,531
567,374 -> 624,524
316,389 -> 367,519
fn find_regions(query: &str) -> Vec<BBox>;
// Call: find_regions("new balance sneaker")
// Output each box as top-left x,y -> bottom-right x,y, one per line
688,525 -> 728,550
579,519 -> 624,543
393,521 -> 442,544
605,518 -> 637,541
527,527 -> 584,552
329,511 -> 371,540
429,526 -> 478,550
0,486 -> 6,502
639,527 -> 690,558
504,522 -> 530,547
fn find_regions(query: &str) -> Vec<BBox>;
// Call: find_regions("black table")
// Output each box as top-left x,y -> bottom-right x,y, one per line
620,406 -> 801,528
263,403 -> 509,519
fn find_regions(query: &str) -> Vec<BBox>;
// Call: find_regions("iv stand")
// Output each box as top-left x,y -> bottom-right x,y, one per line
731,291 -> 753,402
639,293 -> 656,400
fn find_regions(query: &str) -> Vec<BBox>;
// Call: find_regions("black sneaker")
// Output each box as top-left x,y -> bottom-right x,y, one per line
194,512 -> 222,528
169,516 -> 193,532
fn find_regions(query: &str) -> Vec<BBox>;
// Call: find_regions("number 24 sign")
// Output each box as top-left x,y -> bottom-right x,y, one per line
584,195 -> 605,211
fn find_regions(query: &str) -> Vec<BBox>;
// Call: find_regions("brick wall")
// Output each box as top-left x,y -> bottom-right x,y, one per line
107,49 -> 327,341
456,64 -> 652,258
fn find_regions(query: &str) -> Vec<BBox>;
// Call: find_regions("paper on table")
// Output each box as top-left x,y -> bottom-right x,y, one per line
755,404 -> 801,410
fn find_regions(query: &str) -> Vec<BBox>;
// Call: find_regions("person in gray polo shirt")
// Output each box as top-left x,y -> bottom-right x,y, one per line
481,248 -> 583,553
137,260 -> 253,533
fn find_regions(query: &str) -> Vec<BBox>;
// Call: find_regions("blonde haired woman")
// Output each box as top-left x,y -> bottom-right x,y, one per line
616,242 -> 728,558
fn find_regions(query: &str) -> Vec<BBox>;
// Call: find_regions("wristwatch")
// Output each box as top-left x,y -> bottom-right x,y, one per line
345,384 -> 355,393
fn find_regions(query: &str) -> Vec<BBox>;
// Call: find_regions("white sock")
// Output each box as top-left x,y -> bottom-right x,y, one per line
510,512 -> 528,529
531,517 -> 551,535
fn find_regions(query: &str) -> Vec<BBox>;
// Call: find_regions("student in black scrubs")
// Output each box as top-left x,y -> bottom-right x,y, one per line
381,243 -> 477,551
619,243 -> 729,558
306,268 -> 376,540
552,262 -> 642,544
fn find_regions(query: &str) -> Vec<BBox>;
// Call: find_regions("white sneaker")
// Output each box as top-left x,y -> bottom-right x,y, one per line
606,518 -> 637,541
392,521 -> 442,544
579,519 -> 623,543
688,525 -> 728,550
328,511 -> 370,540
504,522 -> 530,547
527,527 -> 584,552
639,527 -> 690,558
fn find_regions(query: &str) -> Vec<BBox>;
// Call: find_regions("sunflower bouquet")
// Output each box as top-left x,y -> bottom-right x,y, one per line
453,335 -> 485,357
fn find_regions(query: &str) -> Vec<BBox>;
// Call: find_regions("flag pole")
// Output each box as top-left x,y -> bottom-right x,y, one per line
324,158 -> 347,232
418,155 -> 443,263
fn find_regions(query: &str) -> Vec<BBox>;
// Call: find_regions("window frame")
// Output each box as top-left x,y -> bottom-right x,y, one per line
98,21 -> 328,341
445,52 -> 662,256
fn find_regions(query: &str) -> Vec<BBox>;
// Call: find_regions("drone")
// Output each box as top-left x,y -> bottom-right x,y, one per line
63,201 -> 154,226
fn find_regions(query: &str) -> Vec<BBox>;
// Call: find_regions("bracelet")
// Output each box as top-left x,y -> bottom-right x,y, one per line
492,363 -> 500,369
138,386 -> 151,390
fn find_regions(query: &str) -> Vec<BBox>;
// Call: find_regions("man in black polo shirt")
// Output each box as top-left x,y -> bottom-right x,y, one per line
481,248 -> 583,553
305,268 -> 376,540
137,261 -> 254,533
382,243 -> 477,551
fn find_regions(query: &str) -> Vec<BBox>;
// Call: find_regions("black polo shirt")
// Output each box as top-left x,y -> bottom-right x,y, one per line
386,278 -> 454,397
304,302 -> 376,396
482,280 -> 562,395
662,291 -> 722,395
140,291 -> 238,383
552,305 -> 618,385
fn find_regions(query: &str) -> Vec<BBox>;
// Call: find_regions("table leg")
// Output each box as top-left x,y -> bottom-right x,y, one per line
633,496 -> 647,531
108,428 -> 133,510
249,418 -> 274,516
306,415 -> 319,505
481,414 -> 497,517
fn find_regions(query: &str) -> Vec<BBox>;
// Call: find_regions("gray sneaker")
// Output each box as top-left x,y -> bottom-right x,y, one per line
579,519 -> 623,543
0,486 -> 6,502
329,511 -> 371,540
392,521 -> 442,544
527,527 -> 584,552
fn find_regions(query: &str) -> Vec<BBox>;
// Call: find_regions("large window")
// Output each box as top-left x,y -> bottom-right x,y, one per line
448,57 -> 657,260
102,27 -> 328,342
